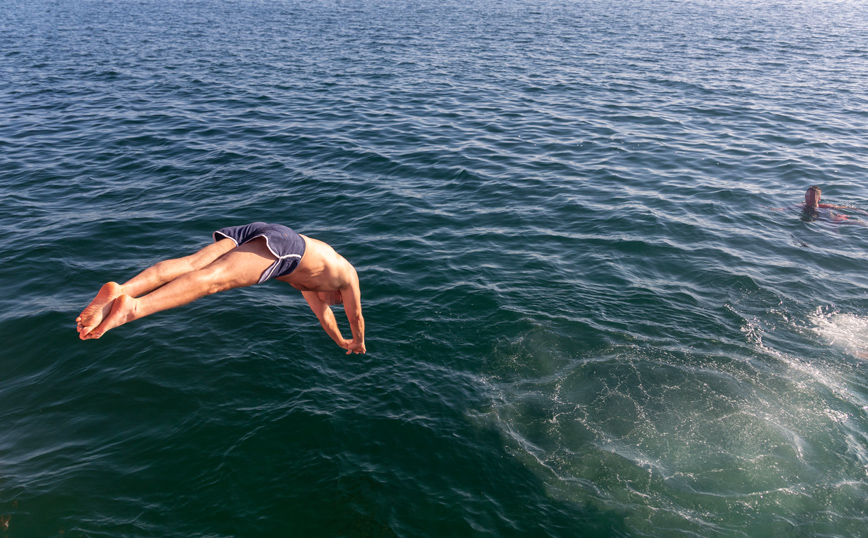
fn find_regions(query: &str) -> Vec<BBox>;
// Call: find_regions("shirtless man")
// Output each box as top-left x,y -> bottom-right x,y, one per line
76,223 -> 365,354
770,186 -> 867,224
802,185 -> 868,223
804,185 -> 849,211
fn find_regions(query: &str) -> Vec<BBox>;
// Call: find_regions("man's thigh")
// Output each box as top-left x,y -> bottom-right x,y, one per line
186,238 -> 238,270
204,237 -> 277,289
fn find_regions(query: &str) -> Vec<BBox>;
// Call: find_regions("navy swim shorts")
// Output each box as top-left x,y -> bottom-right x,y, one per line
213,222 -> 306,283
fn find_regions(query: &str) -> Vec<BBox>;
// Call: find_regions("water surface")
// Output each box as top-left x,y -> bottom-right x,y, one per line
2,0 -> 868,536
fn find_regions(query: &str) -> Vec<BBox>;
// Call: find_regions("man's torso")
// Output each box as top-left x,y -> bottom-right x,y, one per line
278,235 -> 353,292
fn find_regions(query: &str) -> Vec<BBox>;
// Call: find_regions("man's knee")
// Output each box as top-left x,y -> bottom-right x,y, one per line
192,265 -> 233,294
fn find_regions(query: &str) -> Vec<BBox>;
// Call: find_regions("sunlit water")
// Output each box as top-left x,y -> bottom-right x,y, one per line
2,0 -> 868,536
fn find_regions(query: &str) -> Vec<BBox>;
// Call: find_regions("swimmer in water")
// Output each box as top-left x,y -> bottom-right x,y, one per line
801,186 -> 867,223
771,186 -> 867,225
76,223 -> 365,354
803,185 -> 861,211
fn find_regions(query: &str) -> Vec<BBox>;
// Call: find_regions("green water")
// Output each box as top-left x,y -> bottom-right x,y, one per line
2,0 -> 868,536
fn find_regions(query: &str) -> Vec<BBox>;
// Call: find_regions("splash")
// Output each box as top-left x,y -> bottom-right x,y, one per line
477,314 -> 868,538
808,308 -> 868,359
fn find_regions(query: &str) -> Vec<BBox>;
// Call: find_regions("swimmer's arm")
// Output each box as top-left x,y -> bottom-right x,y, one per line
819,203 -> 868,215
830,214 -> 868,226
340,266 -> 365,355
302,290 -> 350,351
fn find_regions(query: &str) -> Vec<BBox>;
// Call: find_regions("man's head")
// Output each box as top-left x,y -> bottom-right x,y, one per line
805,186 -> 822,207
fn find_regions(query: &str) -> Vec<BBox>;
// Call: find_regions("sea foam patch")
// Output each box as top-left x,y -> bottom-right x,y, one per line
808,308 -> 868,358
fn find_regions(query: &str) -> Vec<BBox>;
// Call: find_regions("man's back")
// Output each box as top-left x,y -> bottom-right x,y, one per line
279,235 -> 357,292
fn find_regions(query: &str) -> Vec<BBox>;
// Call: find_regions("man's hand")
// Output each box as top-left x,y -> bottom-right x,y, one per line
343,339 -> 366,355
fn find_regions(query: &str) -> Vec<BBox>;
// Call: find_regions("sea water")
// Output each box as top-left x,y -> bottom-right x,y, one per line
2,0 -> 868,536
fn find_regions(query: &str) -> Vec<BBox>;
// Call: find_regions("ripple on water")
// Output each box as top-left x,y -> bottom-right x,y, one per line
482,332 -> 868,536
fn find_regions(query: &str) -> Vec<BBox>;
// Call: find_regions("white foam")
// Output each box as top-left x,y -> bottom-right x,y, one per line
808,309 -> 868,358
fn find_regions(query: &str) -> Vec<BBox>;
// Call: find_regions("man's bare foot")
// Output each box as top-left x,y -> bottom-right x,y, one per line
77,282 -> 124,340
86,294 -> 138,339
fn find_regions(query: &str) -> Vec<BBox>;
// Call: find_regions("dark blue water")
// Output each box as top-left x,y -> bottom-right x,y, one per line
3,0 -> 868,536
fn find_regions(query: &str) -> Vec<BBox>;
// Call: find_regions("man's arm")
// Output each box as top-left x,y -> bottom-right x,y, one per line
339,266 -> 365,355
819,203 -> 868,215
830,213 -> 868,226
301,290 -> 351,351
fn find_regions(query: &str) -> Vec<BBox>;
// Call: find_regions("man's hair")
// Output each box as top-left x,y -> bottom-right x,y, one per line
808,185 -> 821,196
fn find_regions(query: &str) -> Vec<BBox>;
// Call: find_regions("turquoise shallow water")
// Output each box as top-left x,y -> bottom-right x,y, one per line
3,0 -> 868,536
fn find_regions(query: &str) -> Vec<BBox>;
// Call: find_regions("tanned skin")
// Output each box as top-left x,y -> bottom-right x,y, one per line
76,234 -> 365,354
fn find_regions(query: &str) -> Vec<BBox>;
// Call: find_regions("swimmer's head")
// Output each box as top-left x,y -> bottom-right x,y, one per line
805,186 -> 821,208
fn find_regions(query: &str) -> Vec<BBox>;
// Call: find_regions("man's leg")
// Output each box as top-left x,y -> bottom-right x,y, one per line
85,238 -> 276,339
77,239 -> 237,339
123,238 -> 240,297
